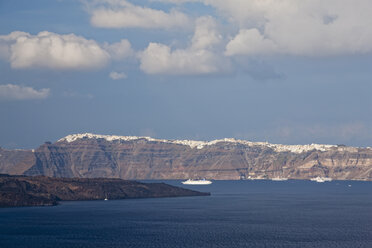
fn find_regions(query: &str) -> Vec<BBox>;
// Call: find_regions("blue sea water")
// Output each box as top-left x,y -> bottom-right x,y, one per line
0,180 -> 371,248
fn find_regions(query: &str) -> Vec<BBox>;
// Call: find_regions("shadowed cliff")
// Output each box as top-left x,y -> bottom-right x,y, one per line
0,174 -> 210,207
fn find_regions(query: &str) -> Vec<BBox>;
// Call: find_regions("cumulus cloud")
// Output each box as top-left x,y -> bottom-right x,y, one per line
0,31 -> 134,70
0,31 -> 29,60
0,31 -> 109,69
191,16 -> 221,50
104,39 -> 134,60
90,0 -> 192,29
156,0 -> 372,56
140,43 -> 219,74
219,0 -> 372,56
139,16 -> 227,75
225,29 -> 277,56
0,84 -> 50,100
109,71 -> 127,80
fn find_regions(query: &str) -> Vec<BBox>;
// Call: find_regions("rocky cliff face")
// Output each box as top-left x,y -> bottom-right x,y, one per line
1,133 -> 372,180
0,148 -> 35,175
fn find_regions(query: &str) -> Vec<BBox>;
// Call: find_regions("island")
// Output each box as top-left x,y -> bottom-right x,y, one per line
0,174 -> 210,207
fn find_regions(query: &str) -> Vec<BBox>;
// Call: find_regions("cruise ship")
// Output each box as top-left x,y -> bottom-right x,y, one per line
182,178 -> 212,185
310,176 -> 333,183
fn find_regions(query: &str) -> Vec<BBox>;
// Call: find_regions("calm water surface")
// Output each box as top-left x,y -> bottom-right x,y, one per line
0,180 -> 371,248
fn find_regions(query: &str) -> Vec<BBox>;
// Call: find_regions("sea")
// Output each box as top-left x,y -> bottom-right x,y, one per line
0,180 -> 371,248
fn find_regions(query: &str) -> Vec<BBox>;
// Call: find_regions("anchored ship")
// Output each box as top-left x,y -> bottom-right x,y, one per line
182,178 -> 212,185
310,176 -> 333,183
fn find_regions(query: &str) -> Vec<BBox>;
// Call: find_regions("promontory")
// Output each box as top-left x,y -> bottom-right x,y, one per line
0,174 -> 209,207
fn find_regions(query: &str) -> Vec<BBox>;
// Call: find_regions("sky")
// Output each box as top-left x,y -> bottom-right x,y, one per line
1,0 -> 372,149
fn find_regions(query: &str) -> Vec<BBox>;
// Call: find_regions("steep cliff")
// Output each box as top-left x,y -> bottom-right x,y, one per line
0,148 -> 35,175
1,133 -> 372,180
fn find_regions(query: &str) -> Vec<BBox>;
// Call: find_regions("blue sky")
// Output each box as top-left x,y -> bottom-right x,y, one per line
1,0 -> 372,149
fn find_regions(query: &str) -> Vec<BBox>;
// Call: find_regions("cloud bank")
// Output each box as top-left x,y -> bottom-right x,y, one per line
2,0 -> 372,75
157,0 -> 372,56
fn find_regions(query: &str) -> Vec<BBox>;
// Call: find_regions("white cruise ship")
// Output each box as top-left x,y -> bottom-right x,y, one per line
182,179 -> 212,185
310,176 -> 333,183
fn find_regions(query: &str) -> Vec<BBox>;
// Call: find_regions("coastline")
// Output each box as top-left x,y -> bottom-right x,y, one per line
0,175 -> 210,208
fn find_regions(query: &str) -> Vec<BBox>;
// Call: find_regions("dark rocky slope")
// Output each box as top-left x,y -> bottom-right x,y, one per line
1,133 -> 372,180
0,174 -> 209,207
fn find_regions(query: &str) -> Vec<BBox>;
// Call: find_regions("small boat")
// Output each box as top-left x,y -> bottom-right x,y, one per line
182,178 -> 212,185
271,177 -> 288,181
310,176 -> 332,183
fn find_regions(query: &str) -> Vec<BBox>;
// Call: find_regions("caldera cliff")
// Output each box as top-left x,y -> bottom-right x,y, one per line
1,133 -> 372,180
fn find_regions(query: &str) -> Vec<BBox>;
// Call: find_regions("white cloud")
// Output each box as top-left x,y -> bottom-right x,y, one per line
217,0 -> 372,56
0,31 -> 110,69
225,29 -> 277,56
0,31 -> 29,60
139,16 -> 227,75
0,84 -> 50,100
155,0 -> 372,56
90,0 -> 192,29
104,39 -> 134,60
109,71 -> 127,80
140,43 -> 219,75
0,31 -> 135,70
191,16 -> 221,50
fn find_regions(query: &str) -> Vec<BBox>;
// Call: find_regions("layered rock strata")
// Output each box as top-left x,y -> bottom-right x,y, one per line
1,133 -> 372,180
